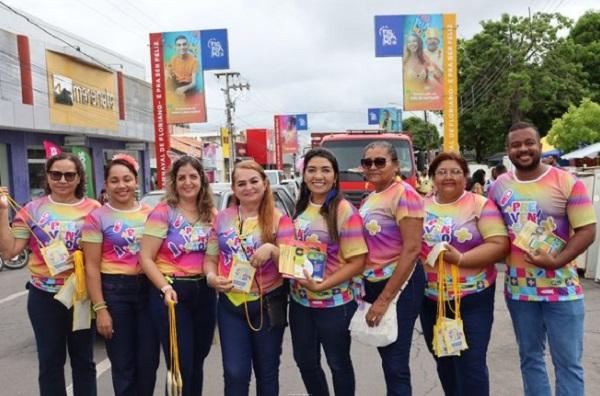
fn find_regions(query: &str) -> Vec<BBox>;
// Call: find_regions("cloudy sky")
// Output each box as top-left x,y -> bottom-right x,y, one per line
3,0 -> 597,138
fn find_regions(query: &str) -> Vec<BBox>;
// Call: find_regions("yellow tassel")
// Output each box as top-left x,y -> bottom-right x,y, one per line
73,250 -> 86,301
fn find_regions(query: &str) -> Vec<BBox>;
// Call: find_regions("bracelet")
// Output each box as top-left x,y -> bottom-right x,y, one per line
92,301 -> 107,312
160,284 -> 173,294
457,253 -> 464,267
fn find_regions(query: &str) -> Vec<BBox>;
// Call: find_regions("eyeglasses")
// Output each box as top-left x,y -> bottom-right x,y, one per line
48,171 -> 78,182
435,169 -> 464,177
361,157 -> 387,169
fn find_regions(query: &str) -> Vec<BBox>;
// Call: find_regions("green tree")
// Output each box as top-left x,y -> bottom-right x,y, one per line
567,11 -> 600,103
457,12 -> 588,162
403,116 -> 440,151
546,98 -> 600,152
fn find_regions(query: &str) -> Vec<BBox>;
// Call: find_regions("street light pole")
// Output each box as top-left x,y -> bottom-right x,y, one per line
215,72 -> 250,180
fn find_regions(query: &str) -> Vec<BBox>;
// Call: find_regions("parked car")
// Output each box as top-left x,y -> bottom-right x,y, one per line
141,182 -> 297,218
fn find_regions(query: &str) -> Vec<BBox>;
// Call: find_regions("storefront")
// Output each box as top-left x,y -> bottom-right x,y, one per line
0,27 -> 153,204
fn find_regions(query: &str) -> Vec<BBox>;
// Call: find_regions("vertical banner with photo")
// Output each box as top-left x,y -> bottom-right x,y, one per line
201,29 -> 229,70
276,115 -> 298,154
149,32 -> 170,189
402,14 -> 444,111
161,30 -> 207,124
71,147 -> 95,198
443,14 -> 459,152
273,116 -> 283,170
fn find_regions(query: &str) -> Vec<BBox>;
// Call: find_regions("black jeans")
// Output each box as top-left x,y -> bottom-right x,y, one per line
27,284 -> 96,396
363,264 -> 425,396
101,274 -> 160,396
149,277 -> 216,396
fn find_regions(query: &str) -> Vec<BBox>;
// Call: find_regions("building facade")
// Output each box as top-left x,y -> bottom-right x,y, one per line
0,6 -> 153,204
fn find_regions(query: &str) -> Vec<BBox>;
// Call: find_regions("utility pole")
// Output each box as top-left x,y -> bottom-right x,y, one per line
215,72 -> 250,181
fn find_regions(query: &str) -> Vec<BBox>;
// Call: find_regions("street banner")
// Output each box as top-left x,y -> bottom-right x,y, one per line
403,14 -> 444,111
43,141 -> 61,158
295,114 -> 308,130
375,16 -> 405,57
443,14 -> 459,152
273,117 -> 283,170
149,32 -> 171,188
150,30 -> 207,125
201,29 -> 229,70
71,147 -> 95,198
367,108 -> 402,131
274,115 -> 298,155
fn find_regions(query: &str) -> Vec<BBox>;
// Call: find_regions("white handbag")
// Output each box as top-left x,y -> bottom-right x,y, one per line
348,265 -> 415,347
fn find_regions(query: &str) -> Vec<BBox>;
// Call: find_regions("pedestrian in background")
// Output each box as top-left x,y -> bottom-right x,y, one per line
358,141 -> 425,395
0,152 -> 99,396
420,152 -> 509,395
489,121 -> 596,396
289,148 -> 368,396
82,155 -> 159,396
140,155 -> 218,396
205,160 -> 293,396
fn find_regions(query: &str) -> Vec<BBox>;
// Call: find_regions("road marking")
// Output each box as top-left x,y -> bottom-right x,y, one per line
0,290 -> 27,305
66,358 -> 111,396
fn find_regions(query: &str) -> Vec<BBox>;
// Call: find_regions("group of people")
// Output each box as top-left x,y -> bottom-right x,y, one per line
0,120 -> 595,396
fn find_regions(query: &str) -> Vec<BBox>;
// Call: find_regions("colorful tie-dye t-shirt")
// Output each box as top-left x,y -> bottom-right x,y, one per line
143,202 -> 218,276
290,199 -> 368,308
489,167 -> 596,302
82,203 -> 152,275
359,181 -> 424,281
214,206 -> 294,295
421,192 -> 507,300
12,195 -> 100,292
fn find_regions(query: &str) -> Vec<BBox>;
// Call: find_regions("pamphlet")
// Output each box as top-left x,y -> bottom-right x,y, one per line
279,240 -> 327,281
514,220 -> 565,255
228,256 -> 256,293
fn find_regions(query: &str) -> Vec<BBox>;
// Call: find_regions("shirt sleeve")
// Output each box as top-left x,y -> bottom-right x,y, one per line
143,203 -> 170,239
275,214 -> 294,245
81,210 -> 103,243
11,202 -> 34,240
477,198 -> 509,239
337,201 -> 368,260
205,222 -> 219,256
395,183 -> 425,224
566,179 -> 597,229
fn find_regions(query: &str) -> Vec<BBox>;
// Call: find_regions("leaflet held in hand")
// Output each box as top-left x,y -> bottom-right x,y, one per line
279,240 -> 326,281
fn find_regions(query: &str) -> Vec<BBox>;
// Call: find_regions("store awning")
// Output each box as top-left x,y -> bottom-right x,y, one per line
561,142 -> 600,160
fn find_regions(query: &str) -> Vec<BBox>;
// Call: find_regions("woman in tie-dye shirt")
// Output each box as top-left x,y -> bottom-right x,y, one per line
420,152 -> 508,396
358,141 -> 425,395
204,160 -> 294,396
82,156 -> 159,396
289,148 -> 368,396
139,155 -> 218,396
0,152 -> 99,395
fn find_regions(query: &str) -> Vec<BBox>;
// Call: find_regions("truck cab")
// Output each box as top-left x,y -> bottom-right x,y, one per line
316,130 -> 416,206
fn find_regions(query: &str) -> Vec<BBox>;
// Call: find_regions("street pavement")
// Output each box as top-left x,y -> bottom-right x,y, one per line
1,265 -> 599,395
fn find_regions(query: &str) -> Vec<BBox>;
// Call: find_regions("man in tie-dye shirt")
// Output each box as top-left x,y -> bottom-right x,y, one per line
489,122 -> 596,396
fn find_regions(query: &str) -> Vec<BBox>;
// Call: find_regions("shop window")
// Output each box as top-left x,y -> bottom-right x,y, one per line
27,147 -> 47,200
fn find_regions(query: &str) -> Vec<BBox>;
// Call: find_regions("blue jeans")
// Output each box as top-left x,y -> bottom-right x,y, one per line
27,283 -> 96,396
506,298 -> 585,396
101,274 -> 160,396
420,283 -> 496,396
289,300 -> 357,396
217,290 -> 286,396
363,263 -> 425,396
149,277 -> 217,396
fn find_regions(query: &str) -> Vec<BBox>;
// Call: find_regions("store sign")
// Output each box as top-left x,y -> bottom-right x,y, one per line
46,51 -> 118,130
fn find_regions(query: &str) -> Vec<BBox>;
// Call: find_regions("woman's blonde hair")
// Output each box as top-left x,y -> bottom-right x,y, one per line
231,160 -> 276,244
164,155 -> 214,223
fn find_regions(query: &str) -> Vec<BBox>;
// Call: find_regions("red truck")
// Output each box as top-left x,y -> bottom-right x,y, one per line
313,130 -> 417,206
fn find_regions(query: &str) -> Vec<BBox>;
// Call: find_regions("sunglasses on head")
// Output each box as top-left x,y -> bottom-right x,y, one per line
360,157 -> 387,169
48,171 -> 78,182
